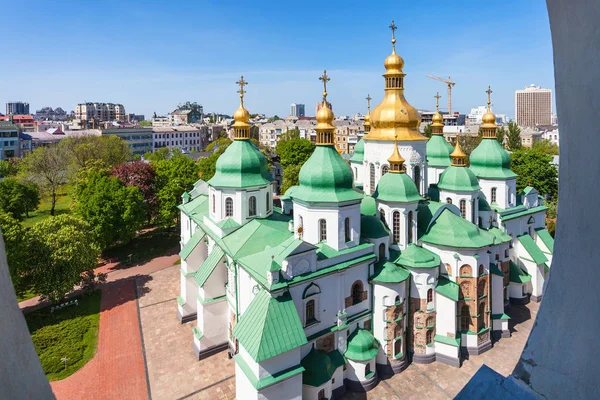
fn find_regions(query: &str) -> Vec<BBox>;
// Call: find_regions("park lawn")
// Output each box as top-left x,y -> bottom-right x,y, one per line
22,184 -> 73,228
25,290 -> 102,381
102,227 -> 179,265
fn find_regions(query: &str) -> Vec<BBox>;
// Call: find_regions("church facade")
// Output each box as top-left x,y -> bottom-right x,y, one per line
176,25 -> 553,400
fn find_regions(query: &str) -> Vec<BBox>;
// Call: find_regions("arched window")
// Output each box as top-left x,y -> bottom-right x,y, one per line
394,324 -> 401,337
351,281 -> 363,305
446,197 -> 453,204
382,165 -> 389,175
478,264 -> 485,276
392,211 -> 401,244
319,219 -> 327,242
369,164 -> 375,194
266,191 -> 271,212
379,243 -> 386,260
479,303 -> 486,330
379,208 -> 386,225
344,217 -> 351,242
318,389 -> 325,400
460,265 -> 472,277
491,187 -> 497,203
507,187 -> 512,205
248,196 -> 257,217
427,288 -> 433,303
394,339 -> 402,357
414,166 -> 421,194
459,199 -> 466,218
212,194 -> 215,213
408,211 -> 414,243
461,305 -> 471,331
225,197 -> 233,217
305,300 -> 316,324
426,329 -> 433,344
446,264 -> 452,276
478,280 -> 486,297
460,281 -> 471,299
395,295 -> 400,304
365,363 -> 371,376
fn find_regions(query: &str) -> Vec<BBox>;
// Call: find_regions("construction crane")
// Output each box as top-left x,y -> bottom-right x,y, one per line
426,75 -> 456,115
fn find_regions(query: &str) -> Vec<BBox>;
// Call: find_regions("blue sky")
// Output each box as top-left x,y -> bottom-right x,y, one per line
1,1 -> 554,119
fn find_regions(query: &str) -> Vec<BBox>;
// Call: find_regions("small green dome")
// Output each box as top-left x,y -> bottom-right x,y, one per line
438,166 -> 480,192
360,195 -> 377,216
394,244 -> 440,269
426,135 -> 452,167
293,146 -> 362,203
345,328 -> 379,361
208,140 -> 273,188
373,172 -> 422,203
360,215 -> 389,239
371,261 -> 410,283
469,139 -> 517,179
301,347 -> 337,387
350,138 -> 364,163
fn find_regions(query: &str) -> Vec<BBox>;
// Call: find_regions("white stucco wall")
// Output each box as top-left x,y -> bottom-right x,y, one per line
438,190 -> 479,224
209,183 -> 274,225
477,178 -> 517,210
435,292 -> 456,339
377,202 -> 419,250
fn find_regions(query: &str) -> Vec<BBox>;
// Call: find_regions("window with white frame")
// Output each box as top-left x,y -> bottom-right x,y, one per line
225,197 -> 233,217
248,196 -> 257,217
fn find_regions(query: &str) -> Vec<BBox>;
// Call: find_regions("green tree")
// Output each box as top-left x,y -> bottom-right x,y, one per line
456,129 -> 483,164
280,128 -> 300,141
507,122 -> 522,151
28,215 -> 100,302
74,170 -> 146,249
267,115 -> 281,123
0,178 -> 40,219
510,149 -> 558,199
23,145 -> 68,216
280,164 -> 302,194
532,139 -> 559,155
276,136 -> 315,195
205,137 -> 232,153
139,120 -> 152,127
144,147 -> 171,163
0,212 -> 29,297
0,159 -> 20,178
60,135 -> 132,173
423,124 -> 432,138
496,126 -> 507,146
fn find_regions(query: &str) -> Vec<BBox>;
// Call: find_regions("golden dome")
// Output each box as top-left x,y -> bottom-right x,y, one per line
450,139 -> 467,166
316,101 -> 334,128
232,75 -> 251,140
315,70 -> 335,145
432,110 -> 444,126
384,50 -> 404,74
481,110 -> 496,126
233,104 -> 250,123
481,86 -> 497,132
387,136 -> 406,173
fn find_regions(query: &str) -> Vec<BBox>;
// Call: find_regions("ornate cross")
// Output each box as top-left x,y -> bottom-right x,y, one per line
434,92 -> 441,109
236,76 -> 248,100
389,20 -> 397,47
319,70 -> 330,100
366,94 -> 372,112
486,85 -> 493,107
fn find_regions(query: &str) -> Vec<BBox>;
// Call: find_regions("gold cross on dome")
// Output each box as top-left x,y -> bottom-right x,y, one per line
389,20 -> 397,47
236,76 -> 248,100
486,85 -> 493,107
434,92 -> 441,109
366,94 -> 372,112
319,70 -> 330,100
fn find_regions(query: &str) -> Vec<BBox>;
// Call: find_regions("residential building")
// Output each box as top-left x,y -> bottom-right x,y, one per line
127,113 -> 146,122
171,102 -> 203,125
515,85 -> 552,127
153,125 -> 209,152
334,120 -> 363,154
0,122 -> 19,159
420,110 -> 466,126
75,103 -> 126,122
520,127 -> 543,148
152,116 -> 171,127
0,115 -> 35,132
538,125 -> 559,146
467,106 -> 508,125
259,119 -> 298,148
34,107 -> 69,121
290,103 -> 305,117
6,102 -> 29,115
20,129 -> 100,155
101,127 -> 153,155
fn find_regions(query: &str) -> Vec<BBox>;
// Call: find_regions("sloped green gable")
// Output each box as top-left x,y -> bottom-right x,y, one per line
360,215 -> 389,239
518,234 -> 548,264
535,228 -> 554,252
179,229 -> 206,260
435,276 -> 459,301
394,244 -> 440,269
370,261 -> 410,283
510,261 -> 531,283
194,246 -> 225,287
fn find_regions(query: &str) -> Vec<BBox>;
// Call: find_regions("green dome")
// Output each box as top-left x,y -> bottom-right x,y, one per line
360,215 -> 389,239
371,261 -> 410,283
438,166 -> 481,192
373,172 -> 422,203
394,244 -> 440,269
360,195 -> 377,216
293,145 -> 362,203
349,138 -> 364,163
208,140 -> 273,188
301,347 -> 338,387
469,138 -> 517,179
345,328 -> 379,361
426,135 -> 452,167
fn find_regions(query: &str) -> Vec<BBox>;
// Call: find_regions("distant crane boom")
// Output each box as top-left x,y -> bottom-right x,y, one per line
426,75 -> 456,115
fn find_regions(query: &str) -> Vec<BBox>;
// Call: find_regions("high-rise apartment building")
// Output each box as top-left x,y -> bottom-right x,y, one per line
290,103 -> 305,117
6,102 -> 29,115
75,103 -> 126,122
515,84 -> 552,127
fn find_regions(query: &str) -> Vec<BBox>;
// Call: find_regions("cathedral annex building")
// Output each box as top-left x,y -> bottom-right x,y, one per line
175,23 -> 554,400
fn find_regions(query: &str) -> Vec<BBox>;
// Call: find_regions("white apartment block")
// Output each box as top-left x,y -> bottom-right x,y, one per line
467,106 -> 508,125
75,102 -> 126,121
153,125 -> 209,153
515,85 -> 552,127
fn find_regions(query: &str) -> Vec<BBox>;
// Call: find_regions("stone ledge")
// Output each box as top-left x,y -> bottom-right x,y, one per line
192,340 -> 228,361
466,339 -> 492,356
177,308 -> 197,324
345,371 -> 378,393
413,352 -> 436,364
436,353 -> 461,368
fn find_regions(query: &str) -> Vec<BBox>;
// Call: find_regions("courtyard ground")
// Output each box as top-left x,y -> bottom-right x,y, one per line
138,265 -> 538,400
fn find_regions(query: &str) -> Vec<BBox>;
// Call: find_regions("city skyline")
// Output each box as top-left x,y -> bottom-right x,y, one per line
1,1 -> 554,120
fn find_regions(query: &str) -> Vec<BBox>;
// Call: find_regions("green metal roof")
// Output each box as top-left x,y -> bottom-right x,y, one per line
438,166 -> 481,192
491,313 -> 511,320
345,328 -> 379,361
360,195 -> 377,216
489,263 -> 504,277
301,348 -> 345,387
194,246 -> 225,287
280,185 -> 299,201
179,229 -> 206,260
521,186 -> 536,195
216,218 -> 240,229
435,276 -> 459,301
509,261 -> 531,284
535,228 -> 554,252
349,138 -> 364,163
394,244 -> 440,269
373,172 -> 423,203
434,333 -> 460,347
517,234 -> 548,264
234,354 -> 304,390
178,194 -> 209,217
232,290 -> 307,362
370,261 -> 410,283
360,215 -> 390,239
500,205 -> 548,221
426,135 -> 452,167
478,196 -> 492,211
469,138 -> 517,179
488,227 -> 512,243
208,140 -> 273,188
293,145 -> 363,203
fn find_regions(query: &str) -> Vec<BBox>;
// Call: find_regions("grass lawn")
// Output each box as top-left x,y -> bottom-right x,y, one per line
102,227 -> 179,265
22,184 -> 74,228
25,290 -> 102,381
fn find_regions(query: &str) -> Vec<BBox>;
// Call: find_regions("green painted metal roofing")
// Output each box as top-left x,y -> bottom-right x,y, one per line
521,186 -> 535,195
216,218 -> 240,229
509,261 -> 531,284
373,172 -> 423,203
280,185 -> 299,201
488,227 -> 512,243
500,205 -> 548,221
293,145 -> 363,203
370,261 -> 410,283
435,276 -> 459,301
517,234 -> 548,264
178,194 -> 209,217
234,354 -> 304,390
438,166 -> 481,192
360,215 -> 390,239
208,140 -> 273,188
194,246 -> 225,287
489,263 -> 504,277
179,229 -> 206,260
491,313 -> 511,320
349,138 -> 364,163
434,334 -> 460,347
345,328 -> 379,361
232,290 -> 307,362
535,228 -> 554,252
469,138 -> 517,179
426,135 -> 452,167
478,196 -> 492,211
301,348 -> 345,387
394,244 -> 440,269
360,195 -> 377,216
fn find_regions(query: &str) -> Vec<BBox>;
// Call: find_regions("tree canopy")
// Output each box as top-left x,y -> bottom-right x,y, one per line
532,139 -> 559,155
60,135 -> 132,173
422,124 -> 432,138
275,136 -> 315,195
496,126 -> 507,146
0,212 -> 28,296
23,145 -> 68,216
112,161 -> 158,223
0,178 -> 40,219
507,122 -> 522,151
510,148 -> 558,199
